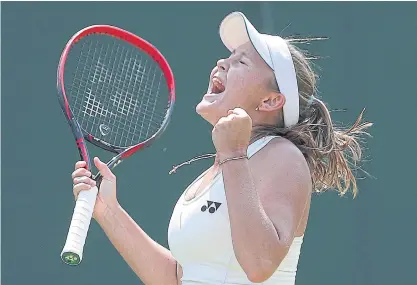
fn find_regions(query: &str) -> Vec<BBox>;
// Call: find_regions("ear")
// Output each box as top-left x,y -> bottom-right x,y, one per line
257,91 -> 286,112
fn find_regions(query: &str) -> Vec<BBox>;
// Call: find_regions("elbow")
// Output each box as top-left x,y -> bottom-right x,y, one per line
242,260 -> 280,283
244,267 -> 276,283
240,248 -> 288,283
237,238 -> 290,282
246,272 -> 270,283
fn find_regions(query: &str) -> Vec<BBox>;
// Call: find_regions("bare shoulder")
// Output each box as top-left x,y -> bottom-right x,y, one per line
249,136 -> 312,243
250,136 -> 311,184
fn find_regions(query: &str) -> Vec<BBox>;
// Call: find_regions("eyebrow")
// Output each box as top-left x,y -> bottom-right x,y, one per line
232,50 -> 248,58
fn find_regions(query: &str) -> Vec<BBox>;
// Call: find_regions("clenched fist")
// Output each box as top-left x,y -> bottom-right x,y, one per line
212,108 -> 252,160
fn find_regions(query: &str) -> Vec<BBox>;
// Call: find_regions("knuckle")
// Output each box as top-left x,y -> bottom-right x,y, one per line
72,185 -> 77,192
74,183 -> 90,192
75,161 -> 84,168
73,188 -> 80,198
72,168 -> 90,179
74,176 -> 89,185
72,169 -> 82,179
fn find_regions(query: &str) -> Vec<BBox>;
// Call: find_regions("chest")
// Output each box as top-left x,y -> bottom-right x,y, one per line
183,166 -> 220,201
167,173 -> 234,265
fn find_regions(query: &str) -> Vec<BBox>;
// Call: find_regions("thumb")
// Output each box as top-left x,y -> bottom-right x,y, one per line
233,107 -> 247,116
94,157 -> 115,180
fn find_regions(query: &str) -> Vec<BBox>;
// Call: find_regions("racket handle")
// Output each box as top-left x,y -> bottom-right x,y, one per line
61,186 -> 98,266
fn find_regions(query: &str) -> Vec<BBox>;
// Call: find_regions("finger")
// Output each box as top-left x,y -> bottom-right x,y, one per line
215,117 -> 227,125
73,176 -> 96,187
227,113 -> 237,120
72,168 -> 92,180
73,183 -> 94,200
233,107 -> 247,116
94,157 -> 115,180
75,161 -> 87,170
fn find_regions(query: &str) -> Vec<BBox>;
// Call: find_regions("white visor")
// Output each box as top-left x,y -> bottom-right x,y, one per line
219,12 -> 299,127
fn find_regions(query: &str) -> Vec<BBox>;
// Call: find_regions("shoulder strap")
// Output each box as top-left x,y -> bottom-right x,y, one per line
247,135 -> 280,158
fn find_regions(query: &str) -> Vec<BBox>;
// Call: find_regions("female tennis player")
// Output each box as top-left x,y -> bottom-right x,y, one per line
71,12 -> 371,285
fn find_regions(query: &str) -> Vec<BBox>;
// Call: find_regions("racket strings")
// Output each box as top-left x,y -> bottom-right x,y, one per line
77,42 -> 164,141
71,45 -> 166,130
66,34 -> 169,148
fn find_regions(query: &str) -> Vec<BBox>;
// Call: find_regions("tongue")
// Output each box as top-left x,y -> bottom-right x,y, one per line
212,80 -> 225,94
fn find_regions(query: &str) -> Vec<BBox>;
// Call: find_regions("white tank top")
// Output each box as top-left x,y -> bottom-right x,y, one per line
168,136 -> 304,285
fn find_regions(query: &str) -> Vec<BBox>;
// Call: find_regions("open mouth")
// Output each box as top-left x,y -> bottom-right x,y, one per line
210,77 -> 225,94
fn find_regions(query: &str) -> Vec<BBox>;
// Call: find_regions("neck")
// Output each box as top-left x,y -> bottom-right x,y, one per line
252,110 -> 284,129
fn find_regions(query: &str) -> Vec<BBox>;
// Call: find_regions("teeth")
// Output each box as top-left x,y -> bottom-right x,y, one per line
212,78 -> 225,93
213,78 -> 224,88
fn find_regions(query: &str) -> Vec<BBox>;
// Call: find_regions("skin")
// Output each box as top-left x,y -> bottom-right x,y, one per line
196,42 -> 285,127
72,42 -> 312,284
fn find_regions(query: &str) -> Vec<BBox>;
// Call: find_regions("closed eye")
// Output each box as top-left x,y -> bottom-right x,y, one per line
239,60 -> 247,65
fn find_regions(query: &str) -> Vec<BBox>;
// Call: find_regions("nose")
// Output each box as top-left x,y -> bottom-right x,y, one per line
217,58 -> 229,72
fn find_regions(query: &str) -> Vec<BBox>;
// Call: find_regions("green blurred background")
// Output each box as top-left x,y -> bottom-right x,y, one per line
2,2 -> 417,284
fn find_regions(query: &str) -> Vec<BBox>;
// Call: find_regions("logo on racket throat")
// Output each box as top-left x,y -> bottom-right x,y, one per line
99,124 -> 111,136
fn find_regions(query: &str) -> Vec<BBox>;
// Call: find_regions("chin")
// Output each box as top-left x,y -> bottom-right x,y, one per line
196,101 -> 220,126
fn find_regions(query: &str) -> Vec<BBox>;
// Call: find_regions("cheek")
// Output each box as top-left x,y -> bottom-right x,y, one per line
226,70 -> 264,103
227,69 -> 247,88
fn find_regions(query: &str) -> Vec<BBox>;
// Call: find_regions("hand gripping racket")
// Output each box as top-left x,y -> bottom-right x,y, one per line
56,25 -> 175,266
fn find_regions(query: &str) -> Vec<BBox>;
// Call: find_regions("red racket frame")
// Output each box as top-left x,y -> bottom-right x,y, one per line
56,25 -> 176,172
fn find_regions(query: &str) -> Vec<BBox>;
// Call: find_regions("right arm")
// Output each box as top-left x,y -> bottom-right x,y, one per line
72,158 -> 182,285
95,205 -> 179,285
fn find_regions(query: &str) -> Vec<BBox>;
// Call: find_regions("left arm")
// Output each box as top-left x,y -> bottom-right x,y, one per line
212,108 -> 312,283
219,139 -> 311,282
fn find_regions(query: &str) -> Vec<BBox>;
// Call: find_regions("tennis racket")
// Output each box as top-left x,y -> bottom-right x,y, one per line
56,25 -> 175,266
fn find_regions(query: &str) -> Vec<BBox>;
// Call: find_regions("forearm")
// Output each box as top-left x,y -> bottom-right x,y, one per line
221,157 -> 285,279
95,205 -> 178,285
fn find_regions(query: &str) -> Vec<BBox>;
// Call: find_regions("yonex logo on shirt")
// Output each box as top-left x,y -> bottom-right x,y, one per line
201,200 -> 222,213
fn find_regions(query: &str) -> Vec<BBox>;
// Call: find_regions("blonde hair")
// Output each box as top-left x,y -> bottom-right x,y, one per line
253,37 -> 372,197
171,36 -> 372,197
